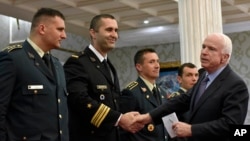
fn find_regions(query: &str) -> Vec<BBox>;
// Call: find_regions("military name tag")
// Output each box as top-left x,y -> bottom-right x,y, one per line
97,85 -> 107,90
28,85 -> 43,89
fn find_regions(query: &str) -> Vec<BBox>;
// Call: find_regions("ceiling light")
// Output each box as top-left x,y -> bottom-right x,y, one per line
143,20 -> 149,24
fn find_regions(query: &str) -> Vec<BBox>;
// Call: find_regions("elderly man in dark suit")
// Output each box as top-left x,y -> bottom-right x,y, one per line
137,33 -> 249,141
63,14 -> 142,141
0,8 -> 69,141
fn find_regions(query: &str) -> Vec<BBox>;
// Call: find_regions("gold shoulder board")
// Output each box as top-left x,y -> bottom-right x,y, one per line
126,81 -> 138,90
71,54 -> 79,58
168,92 -> 180,99
2,44 -> 22,52
71,51 -> 84,59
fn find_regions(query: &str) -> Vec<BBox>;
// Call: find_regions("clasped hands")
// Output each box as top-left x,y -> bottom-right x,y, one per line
118,112 -> 192,137
118,112 -> 152,133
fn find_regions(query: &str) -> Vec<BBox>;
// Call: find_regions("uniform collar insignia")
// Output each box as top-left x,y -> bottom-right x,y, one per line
90,57 -> 96,62
28,52 -> 35,59
141,87 -> 147,92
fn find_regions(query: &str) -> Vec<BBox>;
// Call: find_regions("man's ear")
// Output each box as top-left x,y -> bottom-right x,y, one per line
135,63 -> 142,72
221,54 -> 229,63
177,75 -> 182,84
38,24 -> 46,35
89,29 -> 96,39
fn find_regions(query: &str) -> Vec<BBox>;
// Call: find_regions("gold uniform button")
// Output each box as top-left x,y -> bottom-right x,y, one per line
147,124 -> 155,132
59,114 -> 62,119
22,136 -> 27,140
60,130 -> 62,134
58,99 -> 61,103
34,90 -> 38,94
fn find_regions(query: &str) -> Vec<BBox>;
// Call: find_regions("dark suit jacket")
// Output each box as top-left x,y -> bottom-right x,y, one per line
0,41 -> 69,141
169,88 -> 189,122
120,77 -> 168,141
63,47 -> 121,141
168,88 -> 188,141
149,65 -> 249,141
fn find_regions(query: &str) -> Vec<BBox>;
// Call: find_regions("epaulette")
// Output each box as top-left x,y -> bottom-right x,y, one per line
70,51 -> 84,59
168,91 -> 180,99
126,81 -> 138,90
2,44 -> 22,53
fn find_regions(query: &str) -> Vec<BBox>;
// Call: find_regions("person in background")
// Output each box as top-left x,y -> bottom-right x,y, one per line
119,48 -> 168,141
168,63 -> 199,141
0,8 -> 68,141
137,33 -> 249,141
168,62 -> 199,121
63,14 -> 142,141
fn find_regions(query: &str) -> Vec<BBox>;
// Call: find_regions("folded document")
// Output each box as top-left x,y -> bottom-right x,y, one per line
162,112 -> 179,138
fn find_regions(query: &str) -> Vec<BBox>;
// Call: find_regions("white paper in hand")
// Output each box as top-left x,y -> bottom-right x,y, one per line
162,112 -> 179,138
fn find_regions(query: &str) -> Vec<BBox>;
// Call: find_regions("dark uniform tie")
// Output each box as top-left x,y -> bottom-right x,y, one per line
152,86 -> 161,104
195,75 -> 209,105
103,59 -> 113,82
43,53 -> 53,74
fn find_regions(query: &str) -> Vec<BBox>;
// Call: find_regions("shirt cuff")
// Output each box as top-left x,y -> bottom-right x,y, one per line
115,114 -> 122,126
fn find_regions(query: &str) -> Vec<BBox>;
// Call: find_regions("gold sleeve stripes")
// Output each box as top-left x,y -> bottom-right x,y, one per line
91,103 -> 110,127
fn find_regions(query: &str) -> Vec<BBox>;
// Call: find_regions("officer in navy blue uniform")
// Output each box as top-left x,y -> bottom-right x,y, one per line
64,14 -> 141,141
120,48 -> 168,141
0,8 -> 69,141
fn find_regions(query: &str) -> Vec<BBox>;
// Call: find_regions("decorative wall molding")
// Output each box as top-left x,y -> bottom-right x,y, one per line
160,61 -> 181,69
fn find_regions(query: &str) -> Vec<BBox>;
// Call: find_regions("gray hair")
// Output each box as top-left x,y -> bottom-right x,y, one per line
209,33 -> 232,61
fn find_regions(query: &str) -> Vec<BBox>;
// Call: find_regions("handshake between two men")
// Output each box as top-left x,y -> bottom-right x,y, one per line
117,111 -> 152,133
117,111 -> 192,138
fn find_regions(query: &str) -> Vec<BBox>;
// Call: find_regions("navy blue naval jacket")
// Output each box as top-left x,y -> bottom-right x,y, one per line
64,47 -> 121,141
0,41 -> 69,141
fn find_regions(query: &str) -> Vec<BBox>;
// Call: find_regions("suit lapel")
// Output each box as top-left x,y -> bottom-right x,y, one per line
195,81 -> 220,107
190,74 -> 206,109
23,41 -> 55,82
51,57 -> 60,81
144,87 -> 159,107
85,48 -> 113,84
190,66 -> 230,119
137,78 -> 159,107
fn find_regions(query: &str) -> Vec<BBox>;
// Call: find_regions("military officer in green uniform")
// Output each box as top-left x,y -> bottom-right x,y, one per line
120,48 -> 168,141
167,63 -> 198,141
0,8 -> 69,141
168,63 -> 199,122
